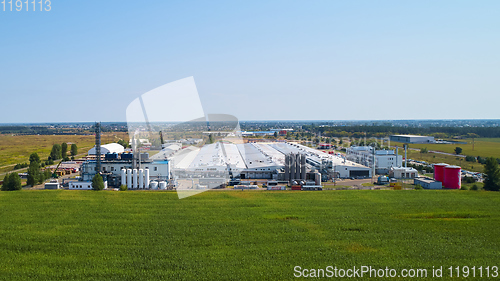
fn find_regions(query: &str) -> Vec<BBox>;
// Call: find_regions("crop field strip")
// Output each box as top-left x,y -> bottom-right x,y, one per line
0,190 -> 499,280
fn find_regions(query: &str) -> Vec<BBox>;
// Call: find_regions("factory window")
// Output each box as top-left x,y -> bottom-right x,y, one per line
154,167 -> 157,171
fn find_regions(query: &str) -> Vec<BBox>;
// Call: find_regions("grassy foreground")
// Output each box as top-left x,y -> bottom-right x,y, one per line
1,190 -> 499,280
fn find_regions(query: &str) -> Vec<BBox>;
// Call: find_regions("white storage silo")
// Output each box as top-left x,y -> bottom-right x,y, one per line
159,181 -> 167,190
150,181 -> 158,190
126,169 -> 132,189
144,169 -> 150,189
121,169 -> 126,187
139,169 -> 144,189
133,169 -> 138,189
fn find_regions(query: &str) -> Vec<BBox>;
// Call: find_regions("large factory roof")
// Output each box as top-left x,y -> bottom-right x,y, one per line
87,143 -> 125,155
161,141 -> 370,173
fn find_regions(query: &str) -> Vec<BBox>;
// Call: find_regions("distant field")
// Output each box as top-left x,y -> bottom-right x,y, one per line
0,190 -> 499,280
393,138 -> 500,158
0,133 -> 128,168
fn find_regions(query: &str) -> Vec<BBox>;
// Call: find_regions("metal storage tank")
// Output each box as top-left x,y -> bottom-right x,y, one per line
159,181 -> 167,189
315,173 -> 322,186
144,169 -> 150,189
139,169 -> 144,189
150,181 -> 158,190
133,169 -> 138,189
444,165 -> 461,189
126,169 -> 132,188
433,163 -> 447,183
121,169 -> 126,187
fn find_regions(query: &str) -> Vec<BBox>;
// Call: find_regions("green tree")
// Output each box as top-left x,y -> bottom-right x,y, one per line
61,143 -> 68,158
71,144 -> 78,156
27,153 -> 41,187
1,173 -> 22,191
273,131 -> 278,138
92,174 -> 105,191
454,147 -> 463,155
483,157 -> 500,191
50,144 -> 62,160
117,139 -> 128,148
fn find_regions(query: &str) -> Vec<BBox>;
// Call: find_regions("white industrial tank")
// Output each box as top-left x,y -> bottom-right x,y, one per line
144,169 -> 150,189
133,169 -> 138,189
139,169 -> 144,189
159,181 -> 167,190
126,169 -> 132,188
121,169 -> 126,187
150,181 -> 158,190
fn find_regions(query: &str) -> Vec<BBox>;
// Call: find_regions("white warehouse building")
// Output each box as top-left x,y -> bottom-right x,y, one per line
88,143 -> 125,155
390,135 -> 435,144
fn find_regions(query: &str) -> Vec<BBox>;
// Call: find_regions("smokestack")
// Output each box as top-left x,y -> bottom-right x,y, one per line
95,122 -> 101,174
404,145 -> 408,168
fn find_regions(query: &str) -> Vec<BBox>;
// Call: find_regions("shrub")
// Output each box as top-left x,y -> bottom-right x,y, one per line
1,173 -> 22,191
414,184 -> 423,190
92,174 -> 105,191
471,184 -> 479,191
119,185 -> 128,191
465,155 -> 476,162
460,185 -> 469,190
462,176 -> 476,184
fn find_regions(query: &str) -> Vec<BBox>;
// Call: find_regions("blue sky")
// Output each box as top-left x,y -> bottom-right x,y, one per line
1,0 -> 499,123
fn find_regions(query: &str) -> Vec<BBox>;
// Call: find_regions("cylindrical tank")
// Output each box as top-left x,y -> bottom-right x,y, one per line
144,169 -> 150,189
139,169 -> 144,189
133,169 -> 138,189
444,165 -> 461,189
433,163 -> 448,183
126,169 -> 132,189
150,181 -> 158,190
159,181 -> 167,189
315,173 -> 322,186
121,169 -> 126,187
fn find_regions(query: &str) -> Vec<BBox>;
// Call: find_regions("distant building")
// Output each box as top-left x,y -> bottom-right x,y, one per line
346,146 -> 402,174
389,167 -> 418,179
390,135 -> 435,144
414,177 -> 442,189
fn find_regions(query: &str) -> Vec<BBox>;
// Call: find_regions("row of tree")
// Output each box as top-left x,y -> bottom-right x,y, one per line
49,143 -> 78,161
304,125 -> 500,138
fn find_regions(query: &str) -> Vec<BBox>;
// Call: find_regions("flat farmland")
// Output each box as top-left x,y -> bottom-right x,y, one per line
392,138 -> 500,159
0,190 -> 499,280
0,133 -> 128,168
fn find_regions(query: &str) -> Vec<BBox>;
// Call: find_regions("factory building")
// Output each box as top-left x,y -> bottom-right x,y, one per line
390,135 -> 435,144
161,141 -> 371,182
79,152 -> 170,188
414,178 -> 442,189
389,167 -> 418,179
346,146 -> 402,174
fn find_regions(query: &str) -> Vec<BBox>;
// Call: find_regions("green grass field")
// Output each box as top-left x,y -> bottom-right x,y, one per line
394,138 -> 500,158
1,190 -> 499,280
0,133 -> 129,168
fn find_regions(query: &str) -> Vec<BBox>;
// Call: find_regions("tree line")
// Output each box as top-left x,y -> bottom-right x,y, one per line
304,125 -> 500,138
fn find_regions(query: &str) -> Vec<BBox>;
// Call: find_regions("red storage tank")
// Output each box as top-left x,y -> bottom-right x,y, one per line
443,165 -> 461,189
433,163 -> 448,183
